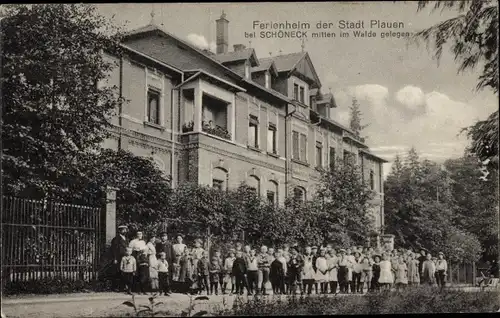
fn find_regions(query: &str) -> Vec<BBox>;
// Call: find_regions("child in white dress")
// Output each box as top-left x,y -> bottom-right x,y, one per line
378,253 -> 394,291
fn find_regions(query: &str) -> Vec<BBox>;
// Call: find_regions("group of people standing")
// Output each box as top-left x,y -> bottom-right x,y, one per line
110,226 -> 449,296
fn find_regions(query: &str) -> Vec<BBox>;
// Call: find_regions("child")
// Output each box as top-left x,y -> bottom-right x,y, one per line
214,250 -> 224,292
327,249 -> 338,294
157,252 -> 170,296
302,246 -> 315,295
287,247 -> 304,295
257,245 -> 271,295
370,255 -> 381,292
315,248 -> 329,294
361,256 -> 372,294
407,253 -> 420,287
276,249 -> 288,294
270,251 -> 285,295
378,253 -> 393,291
246,249 -> 259,295
120,247 -> 136,293
209,256 -> 221,295
223,249 -> 236,295
197,251 -> 210,295
352,252 -> 363,294
137,248 -> 150,295
395,256 -> 408,291
232,250 -> 247,295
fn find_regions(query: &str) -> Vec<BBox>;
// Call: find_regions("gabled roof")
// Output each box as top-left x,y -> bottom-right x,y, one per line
259,52 -> 321,88
259,52 -> 305,73
122,24 -> 242,82
317,92 -> 337,108
251,59 -> 278,77
214,48 -> 259,67
181,69 -> 246,93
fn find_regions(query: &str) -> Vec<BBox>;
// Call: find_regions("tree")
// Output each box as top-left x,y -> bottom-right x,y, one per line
445,155 -> 498,261
413,1 -> 498,173
413,1 -> 498,94
315,158 -> 375,246
1,4 -> 124,199
349,97 -> 368,139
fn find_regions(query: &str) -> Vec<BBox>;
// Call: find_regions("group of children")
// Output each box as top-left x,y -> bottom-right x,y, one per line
119,233 -> 449,296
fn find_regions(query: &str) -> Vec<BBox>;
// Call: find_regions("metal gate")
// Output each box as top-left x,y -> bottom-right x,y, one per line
1,196 -> 103,286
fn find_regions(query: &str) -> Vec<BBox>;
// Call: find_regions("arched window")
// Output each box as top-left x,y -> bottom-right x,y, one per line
213,167 -> 228,191
293,186 -> 306,203
247,175 -> 260,195
266,180 -> 279,205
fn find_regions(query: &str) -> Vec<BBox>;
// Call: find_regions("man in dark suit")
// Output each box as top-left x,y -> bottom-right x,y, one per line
110,225 -> 129,291
156,232 -> 173,280
417,249 -> 427,284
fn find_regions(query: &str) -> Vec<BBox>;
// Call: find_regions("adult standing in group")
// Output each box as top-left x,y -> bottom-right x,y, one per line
435,252 -> 448,288
417,249 -> 427,284
129,231 -> 147,260
156,232 -> 174,271
110,225 -> 129,292
421,253 -> 436,286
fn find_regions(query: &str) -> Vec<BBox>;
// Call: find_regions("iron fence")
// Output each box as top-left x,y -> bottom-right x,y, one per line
1,196 -> 103,285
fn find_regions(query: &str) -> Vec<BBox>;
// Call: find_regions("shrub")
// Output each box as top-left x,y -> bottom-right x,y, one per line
3,277 -> 110,295
214,288 -> 500,315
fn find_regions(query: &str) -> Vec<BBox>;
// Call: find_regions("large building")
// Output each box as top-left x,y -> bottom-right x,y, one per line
101,13 -> 387,244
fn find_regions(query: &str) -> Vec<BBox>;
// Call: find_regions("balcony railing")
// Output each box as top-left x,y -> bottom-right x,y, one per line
202,120 -> 231,140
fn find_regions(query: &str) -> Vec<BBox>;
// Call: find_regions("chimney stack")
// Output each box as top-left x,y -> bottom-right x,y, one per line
233,44 -> 246,52
216,11 -> 229,54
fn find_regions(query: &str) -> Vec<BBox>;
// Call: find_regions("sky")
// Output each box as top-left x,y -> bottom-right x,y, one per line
96,2 -> 498,177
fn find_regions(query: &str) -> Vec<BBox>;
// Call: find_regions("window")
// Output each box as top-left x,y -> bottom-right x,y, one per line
370,170 -> 375,190
266,190 -> 275,205
316,141 -> 323,168
293,83 -> 299,101
293,187 -> 305,203
267,124 -> 277,154
248,115 -> 259,148
147,89 -> 161,125
213,179 -> 224,191
299,86 -> 305,104
292,131 -> 300,160
329,147 -> 336,170
299,133 -> 307,162
244,62 -> 250,79
265,72 -> 271,88
247,175 -> 260,195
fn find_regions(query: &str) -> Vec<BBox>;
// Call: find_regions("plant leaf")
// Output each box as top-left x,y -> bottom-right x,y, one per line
139,305 -> 151,309
137,309 -> 151,315
155,302 -> 164,306
122,301 -> 136,309
192,311 -> 208,317
195,296 -> 209,301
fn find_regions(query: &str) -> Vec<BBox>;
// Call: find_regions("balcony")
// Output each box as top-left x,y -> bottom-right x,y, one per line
202,120 -> 231,140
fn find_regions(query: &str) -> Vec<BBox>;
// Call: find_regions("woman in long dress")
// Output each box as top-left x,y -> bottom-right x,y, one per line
146,235 -> 159,291
327,249 -> 338,294
378,253 -> 393,291
407,253 -> 420,286
315,248 -> 329,294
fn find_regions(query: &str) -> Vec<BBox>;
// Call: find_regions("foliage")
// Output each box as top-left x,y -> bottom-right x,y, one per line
1,4 -> 125,199
214,287 -> 500,315
413,0 -> 498,94
463,110 -> 499,170
349,97 -> 368,140
3,277 -> 110,295
444,155 -> 499,261
384,148 -> 483,262
122,293 -> 171,317
315,158 -> 375,246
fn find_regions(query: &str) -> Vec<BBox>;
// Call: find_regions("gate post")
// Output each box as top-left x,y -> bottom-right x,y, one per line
105,187 -> 119,245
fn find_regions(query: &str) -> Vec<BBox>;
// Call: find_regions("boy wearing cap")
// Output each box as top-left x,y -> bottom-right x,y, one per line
120,247 -> 136,293
232,251 -> 247,295
157,252 -> 170,296
209,255 -> 222,295
111,225 -> 129,291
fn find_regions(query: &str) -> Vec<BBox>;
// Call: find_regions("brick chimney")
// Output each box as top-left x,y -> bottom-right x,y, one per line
233,44 -> 246,52
216,11 -> 229,54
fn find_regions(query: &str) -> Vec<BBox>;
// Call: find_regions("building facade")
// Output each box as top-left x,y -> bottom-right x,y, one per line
101,13 -> 388,240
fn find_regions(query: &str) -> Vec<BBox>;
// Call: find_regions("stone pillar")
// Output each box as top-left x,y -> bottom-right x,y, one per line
194,84 -> 203,132
105,187 -> 119,245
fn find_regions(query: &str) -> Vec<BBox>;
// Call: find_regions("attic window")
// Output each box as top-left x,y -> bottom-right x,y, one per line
245,62 -> 250,79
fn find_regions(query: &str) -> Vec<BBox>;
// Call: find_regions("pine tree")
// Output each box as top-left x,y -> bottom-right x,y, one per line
391,155 -> 404,178
349,97 -> 368,139
405,147 -> 421,177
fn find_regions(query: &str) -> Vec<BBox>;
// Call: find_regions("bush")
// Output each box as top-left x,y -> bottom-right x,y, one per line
3,277 -> 110,295
214,287 -> 500,315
